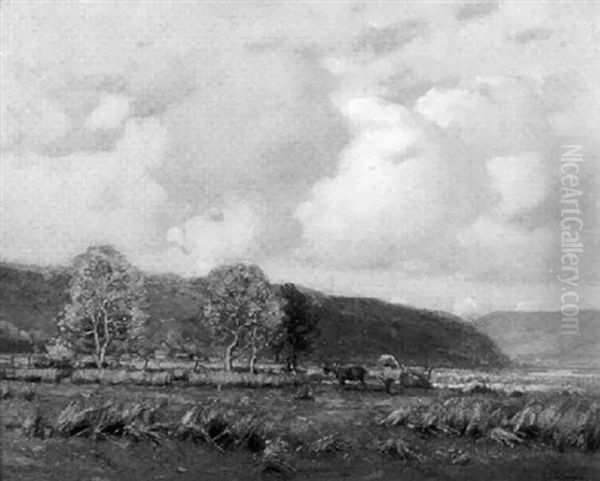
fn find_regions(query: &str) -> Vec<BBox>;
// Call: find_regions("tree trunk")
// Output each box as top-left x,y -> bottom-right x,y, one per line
98,345 -> 107,369
93,316 -> 102,369
291,349 -> 298,372
95,347 -> 102,369
248,324 -> 259,374
99,306 -> 110,369
224,334 -> 239,371
249,347 -> 258,375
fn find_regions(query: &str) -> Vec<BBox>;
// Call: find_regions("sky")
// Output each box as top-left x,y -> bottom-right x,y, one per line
1,1 -> 599,315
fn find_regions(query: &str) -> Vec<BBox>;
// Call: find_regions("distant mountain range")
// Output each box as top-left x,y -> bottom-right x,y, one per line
475,310 -> 600,367
0,262 -> 510,367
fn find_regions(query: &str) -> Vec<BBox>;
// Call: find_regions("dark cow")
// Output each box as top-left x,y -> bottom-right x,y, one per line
323,362 -> 367,389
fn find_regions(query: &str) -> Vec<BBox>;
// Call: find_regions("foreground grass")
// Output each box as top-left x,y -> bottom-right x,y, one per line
3,381 -> 600,481
15,383 -> 600,455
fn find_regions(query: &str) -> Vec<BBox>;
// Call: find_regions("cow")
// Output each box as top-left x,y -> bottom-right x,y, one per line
323,362 -> 368,390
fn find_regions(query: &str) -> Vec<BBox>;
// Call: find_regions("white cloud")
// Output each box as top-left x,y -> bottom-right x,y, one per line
0,1 -> 598,310
487,153 -> 550,216
296,97 -> 458,268
452,297 -> 483,318
457,216 -> 554,281
415,88 -> 477,128
85,94 -> 131,130
165,202 -> 260,273
0,118 -> 168,266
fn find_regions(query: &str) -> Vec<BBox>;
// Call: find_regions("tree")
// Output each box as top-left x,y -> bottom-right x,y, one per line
56,245 -> 147,368
244,311 -> 279,374
129,317 -> 163,370
272,283 -> 320,372
159,318 -> 209,370
204,263 -> 282,372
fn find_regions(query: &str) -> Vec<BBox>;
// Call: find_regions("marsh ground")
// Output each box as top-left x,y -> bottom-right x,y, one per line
2,369 -> 600,481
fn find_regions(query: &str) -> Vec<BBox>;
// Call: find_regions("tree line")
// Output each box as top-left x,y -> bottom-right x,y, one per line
54,245 -> 319,372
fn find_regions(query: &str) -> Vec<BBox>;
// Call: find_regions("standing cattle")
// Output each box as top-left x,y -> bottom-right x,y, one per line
323,362 -> 368,389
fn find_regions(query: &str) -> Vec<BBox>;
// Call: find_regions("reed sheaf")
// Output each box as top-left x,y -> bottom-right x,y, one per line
1,366 -> 303,388
25,396 -> 348,475
187,370 -> 302,388
52,399 -> 166,442
71,369 -> 174,386
383,393 -> 600,452
27,397 -> 269,455
0,368 -> 71,383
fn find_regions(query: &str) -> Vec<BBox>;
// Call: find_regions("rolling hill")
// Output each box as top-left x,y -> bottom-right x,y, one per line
475,310 -> 600,367
0,262 -> 508,367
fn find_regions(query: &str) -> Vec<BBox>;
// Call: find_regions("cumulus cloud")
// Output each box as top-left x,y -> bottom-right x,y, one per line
1,118 -> 168,265
165,202 -> 260,274
453,297 -> 484,318
0,1 -> 598,312
487,153 -> 550,216
85,94 -> 131,130
457,216 -> 554,282
295,7 -> 599,291
0,1 -> 348,271
296,96 -> 466,268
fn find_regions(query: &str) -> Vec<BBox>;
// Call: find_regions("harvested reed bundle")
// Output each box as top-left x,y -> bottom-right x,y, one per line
54,399 -> 162,441
440,397 -> 509,437
488,427 -> 523,447
400,369 -> 433,389
384,396 -> 521,437
71,369 -> 173,386
171,368 -> 190,381
0,382 -> 11,399
176,403 -> 266,452
134,371 -> 173,386
4,368 -> 65,383
259,437 -> 296,477
23,409 -> 48,438
39,368 -> 64,382
384,393 -> 600,453
187,370 -> 293,388
308,433 -> 352,456
71,369 -> 104,384
509,395 -> 600,451
376,437 -> 423,461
